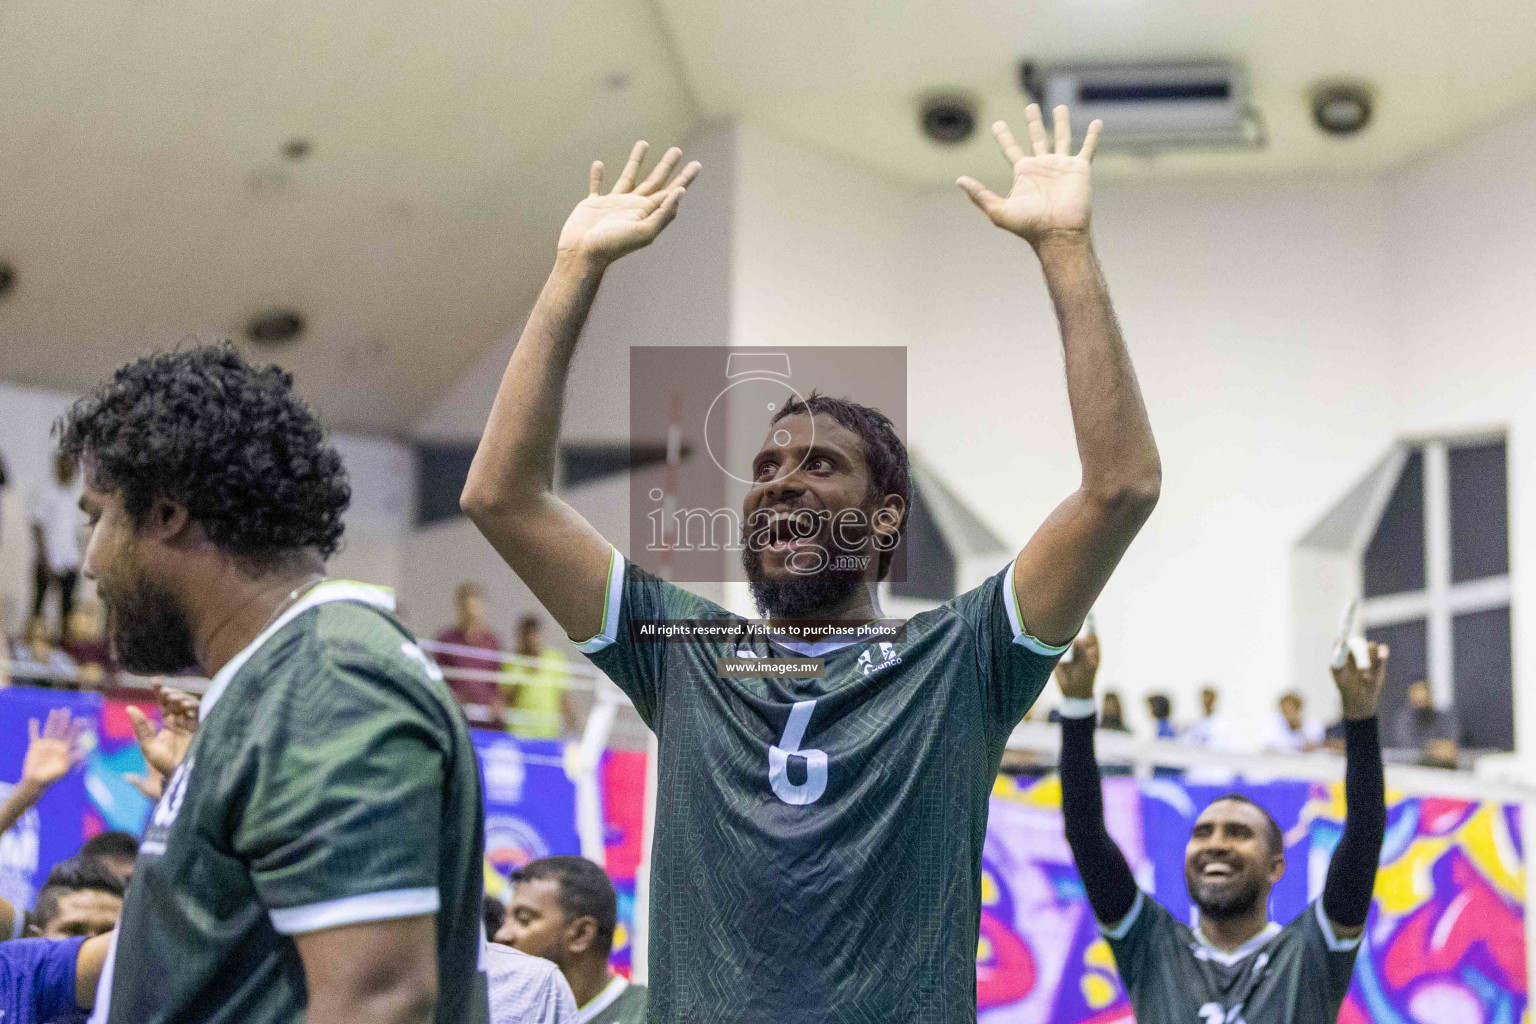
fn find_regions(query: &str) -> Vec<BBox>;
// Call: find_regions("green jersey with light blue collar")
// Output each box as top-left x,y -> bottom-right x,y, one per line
93,580 -> 490,1024
578,550 -> 1065,1024
1103,892 -> 1362,1024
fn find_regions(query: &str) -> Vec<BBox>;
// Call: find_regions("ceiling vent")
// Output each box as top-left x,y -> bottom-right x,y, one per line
1023,61 -> 1263,153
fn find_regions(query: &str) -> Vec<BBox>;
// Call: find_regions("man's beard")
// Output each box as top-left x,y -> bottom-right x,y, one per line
741,518 -> 869,620
101,562 -> 198,675
1186,866 -> 1266,921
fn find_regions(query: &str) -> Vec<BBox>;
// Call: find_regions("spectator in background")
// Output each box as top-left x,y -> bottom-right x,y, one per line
435,581 -> 506,724
28,451 -> 83,647
1183,685 -> 1227,748
507,616 -> 570,740
1262,692 -> 1325,753
1146,693 -> 1176,739
63,603 -> 112,685
497,856 -> 649,1024
1098,691 -> 1130,733
10,618 -> 78,684
27,856 -> 124,939
0,707 -> 88,836
1391,679 -> 1461,769
78,832 -> 139,885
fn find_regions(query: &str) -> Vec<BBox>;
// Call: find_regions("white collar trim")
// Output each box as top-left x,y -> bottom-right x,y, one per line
1190,919 -> 1283,965
577,974 -> 629,1023
199,580 -> 395,718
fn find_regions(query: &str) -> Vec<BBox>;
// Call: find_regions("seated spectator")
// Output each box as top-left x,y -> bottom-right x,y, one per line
1183,686 -> 1221,746
78,832 -> 139,886
0,708 -> 88,836
1391,679 -> 1461,769
62,604 -> 112,686
1098,692 -> 1130,733
1261,692 -> 1325,753
507,617 -> 570,740
497,856 -> 649,1024
434,582 -> 506,723
9,618 -> 78,683
1145,693 -> 1176,739
28,857 -> 124,939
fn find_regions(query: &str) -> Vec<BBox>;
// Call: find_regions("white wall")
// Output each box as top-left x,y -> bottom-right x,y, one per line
1384,101 -> 1536,764
907,176 -> 1400,734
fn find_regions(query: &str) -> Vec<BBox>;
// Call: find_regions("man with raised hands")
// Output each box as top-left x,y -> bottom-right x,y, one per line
1055,634 -> 1388,1023
464,105 -> 1160,1022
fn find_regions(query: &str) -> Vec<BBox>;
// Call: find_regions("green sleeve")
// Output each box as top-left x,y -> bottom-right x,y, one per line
943,560 -> 1068,740
230,651 -> 448,934
576,548 -> 730,729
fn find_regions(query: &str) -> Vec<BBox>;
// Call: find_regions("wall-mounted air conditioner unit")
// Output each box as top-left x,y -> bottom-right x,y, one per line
1023,61 -> 1264,153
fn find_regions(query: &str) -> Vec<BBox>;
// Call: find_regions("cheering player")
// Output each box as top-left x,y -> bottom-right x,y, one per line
464,104 -> 1160,1021
1055,634 -> 1387,1023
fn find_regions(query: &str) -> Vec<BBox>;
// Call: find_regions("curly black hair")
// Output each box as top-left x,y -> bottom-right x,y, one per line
57,344 -> 350,561
770,390 -> 911,580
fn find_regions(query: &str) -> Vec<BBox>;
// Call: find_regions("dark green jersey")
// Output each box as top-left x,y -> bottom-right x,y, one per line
1104,893 -> 1362,1024
579,551 -> 1064,1023
94,581 -> 489,1024
582,977 -> 647,1024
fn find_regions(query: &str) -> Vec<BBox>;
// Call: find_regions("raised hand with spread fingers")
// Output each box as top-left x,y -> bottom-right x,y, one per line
957,104 -> 1102,246
0,706 -> 91,834
557,141 -> 701,268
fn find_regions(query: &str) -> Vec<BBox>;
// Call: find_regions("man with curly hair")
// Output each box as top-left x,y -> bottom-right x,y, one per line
59,345 -> 490,1024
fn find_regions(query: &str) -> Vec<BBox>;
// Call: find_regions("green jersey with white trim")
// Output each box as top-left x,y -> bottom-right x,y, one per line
578,552 -> 1064,1023
1104,893 -> 1362,1024
97,581 -> 489,1024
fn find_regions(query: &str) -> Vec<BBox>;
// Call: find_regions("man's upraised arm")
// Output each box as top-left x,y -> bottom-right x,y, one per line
958,106 -> 1160,647
1322,642 -> 1389,940
460,143 -> 699,642
1054,636 -> 1140,928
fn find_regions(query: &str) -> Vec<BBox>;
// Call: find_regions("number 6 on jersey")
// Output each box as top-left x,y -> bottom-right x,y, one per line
769,700 -> 828,805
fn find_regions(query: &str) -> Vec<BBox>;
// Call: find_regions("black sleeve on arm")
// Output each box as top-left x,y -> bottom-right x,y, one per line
1059,715 -> 1140,927
1322,716 -> 1386,928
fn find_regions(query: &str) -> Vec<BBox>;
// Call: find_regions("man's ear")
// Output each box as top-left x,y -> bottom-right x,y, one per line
1267,853 -> 1286,884
142,497 -> 193,545
872,494 -> 906,546
566,915 -> 598,956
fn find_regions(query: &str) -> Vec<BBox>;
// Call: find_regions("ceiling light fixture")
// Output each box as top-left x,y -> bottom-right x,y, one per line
920,94 -> 978,145
246,309 -> 306,345
1310,81 -> 1373,136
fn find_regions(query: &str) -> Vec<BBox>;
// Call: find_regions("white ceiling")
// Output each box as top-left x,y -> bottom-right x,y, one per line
2,0 -> 1533,431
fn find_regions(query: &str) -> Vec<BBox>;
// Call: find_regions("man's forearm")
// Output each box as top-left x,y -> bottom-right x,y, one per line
0,781 -> 43,836
1322,716 -> 1385,930
1059,712 -> 1140,926
1035,235 -> 1160,501
462,254 -> 605,515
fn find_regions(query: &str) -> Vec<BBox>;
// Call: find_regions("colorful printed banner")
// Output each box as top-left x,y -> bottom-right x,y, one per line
979,772 -> 1527,1024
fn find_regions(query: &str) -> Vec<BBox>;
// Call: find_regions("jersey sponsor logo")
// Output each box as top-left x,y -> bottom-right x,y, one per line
400,641 -> 446,683
855,642 -> 902,676
141,755 -> 194,856
768,700 -> 828,805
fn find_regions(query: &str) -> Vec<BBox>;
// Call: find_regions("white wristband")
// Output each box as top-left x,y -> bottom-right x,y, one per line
1058,697 -> 1098,719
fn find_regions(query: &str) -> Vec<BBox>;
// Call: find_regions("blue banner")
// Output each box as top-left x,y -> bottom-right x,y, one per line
474,731 -> 581,897
0,688 -> 100,910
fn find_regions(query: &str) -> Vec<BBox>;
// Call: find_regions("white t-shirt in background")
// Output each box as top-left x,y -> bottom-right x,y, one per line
28,478 -> 83,574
